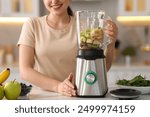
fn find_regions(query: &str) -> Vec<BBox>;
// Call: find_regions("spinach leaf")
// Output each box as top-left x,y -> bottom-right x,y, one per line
116,75 -> 150,86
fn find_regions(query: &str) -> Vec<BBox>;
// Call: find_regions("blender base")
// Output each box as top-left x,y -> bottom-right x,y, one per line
76,89 -> 108,98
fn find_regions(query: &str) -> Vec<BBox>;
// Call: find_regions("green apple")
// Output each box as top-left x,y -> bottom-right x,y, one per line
0,84 -> 4,100
4,80 -> 21,100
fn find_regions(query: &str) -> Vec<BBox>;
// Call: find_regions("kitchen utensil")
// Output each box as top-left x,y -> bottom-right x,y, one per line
76,10 -> 111,50
20,83 -> 32,96
117,85 -> 150,95
110,89 -> 141,100
75,10 -> 111,97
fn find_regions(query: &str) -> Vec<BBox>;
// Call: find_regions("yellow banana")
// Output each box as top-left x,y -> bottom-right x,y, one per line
0,68 -> 10,84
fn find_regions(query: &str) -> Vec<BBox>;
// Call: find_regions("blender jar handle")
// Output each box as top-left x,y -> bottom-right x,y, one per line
99,15 -> 112,48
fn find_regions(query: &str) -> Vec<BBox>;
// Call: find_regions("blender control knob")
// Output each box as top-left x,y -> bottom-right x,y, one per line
84,71 -> 97,85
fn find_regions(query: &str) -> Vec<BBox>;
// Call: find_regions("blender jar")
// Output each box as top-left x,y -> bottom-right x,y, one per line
75,10 -> 110,97
76,10 -> 111,50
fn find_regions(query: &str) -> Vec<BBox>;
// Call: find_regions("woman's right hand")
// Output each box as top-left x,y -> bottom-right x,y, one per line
57,73 -> 76,97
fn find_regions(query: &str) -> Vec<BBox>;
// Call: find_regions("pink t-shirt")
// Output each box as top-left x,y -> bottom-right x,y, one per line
18,15 -> 78,81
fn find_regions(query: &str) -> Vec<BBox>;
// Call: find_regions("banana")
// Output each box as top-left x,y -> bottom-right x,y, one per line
0,68 -> 10,84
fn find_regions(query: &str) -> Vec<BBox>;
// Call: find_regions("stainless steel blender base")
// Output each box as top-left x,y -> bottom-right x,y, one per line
76,89 -> 108,98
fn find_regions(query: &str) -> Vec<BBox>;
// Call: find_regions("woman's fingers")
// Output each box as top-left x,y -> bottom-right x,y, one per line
64,76 -> 76,96
63,83 -> 72,92
57,73 -> 76,97
105,20 -> 118,30
105,29 -> 117,40
103,21 -> 118,43
63,90 -> 75,97
63,81 -> 76,96
65,73 -> 74,88
104,20 -> 118,39
67,73 -> 74,81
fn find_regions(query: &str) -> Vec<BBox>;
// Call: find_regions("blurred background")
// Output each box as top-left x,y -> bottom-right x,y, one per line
0,0 -> 150,85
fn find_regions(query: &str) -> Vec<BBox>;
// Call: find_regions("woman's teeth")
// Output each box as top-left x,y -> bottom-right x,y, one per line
51,4 -> 62,9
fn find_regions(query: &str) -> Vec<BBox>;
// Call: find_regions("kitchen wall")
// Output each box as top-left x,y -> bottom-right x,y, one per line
0,0 -> 149,66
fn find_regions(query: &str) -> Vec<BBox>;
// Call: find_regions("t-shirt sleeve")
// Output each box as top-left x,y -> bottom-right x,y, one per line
17,18 -> 35,48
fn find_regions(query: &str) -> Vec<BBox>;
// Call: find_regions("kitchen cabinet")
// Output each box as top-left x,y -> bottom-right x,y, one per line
118,0 -> 150,16
0,0 -> 40,17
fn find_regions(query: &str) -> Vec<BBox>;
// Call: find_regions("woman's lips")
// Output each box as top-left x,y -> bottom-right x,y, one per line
51,4 -> 62,9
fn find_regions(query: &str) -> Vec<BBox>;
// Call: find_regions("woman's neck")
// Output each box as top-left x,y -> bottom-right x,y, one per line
46,13 -> 71,29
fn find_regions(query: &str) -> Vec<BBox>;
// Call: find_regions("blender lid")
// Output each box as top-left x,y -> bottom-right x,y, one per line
77,49 -> 105,60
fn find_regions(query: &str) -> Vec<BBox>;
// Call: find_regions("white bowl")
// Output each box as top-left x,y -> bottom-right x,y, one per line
117,85 -> 150,95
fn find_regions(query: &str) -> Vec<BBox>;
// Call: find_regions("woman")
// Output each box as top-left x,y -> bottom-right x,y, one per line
17,0 -> 118,97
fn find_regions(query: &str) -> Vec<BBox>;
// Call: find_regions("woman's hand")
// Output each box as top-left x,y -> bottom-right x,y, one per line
57,73 -> 76,97
103,20 -> 118,71
104,20 -> 118,44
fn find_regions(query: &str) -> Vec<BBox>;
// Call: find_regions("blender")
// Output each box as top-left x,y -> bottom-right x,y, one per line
75,10 -> 111,97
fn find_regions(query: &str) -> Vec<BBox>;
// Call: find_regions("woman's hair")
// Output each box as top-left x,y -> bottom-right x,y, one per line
67,6 -> 73,16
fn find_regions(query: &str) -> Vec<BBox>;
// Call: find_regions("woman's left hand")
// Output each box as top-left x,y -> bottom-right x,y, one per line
104,20 -> 118,44
57,73 -> 76,97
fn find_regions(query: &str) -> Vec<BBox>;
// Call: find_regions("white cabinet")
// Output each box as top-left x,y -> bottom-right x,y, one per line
118,0 -> 150,16
0,0 -> 40,17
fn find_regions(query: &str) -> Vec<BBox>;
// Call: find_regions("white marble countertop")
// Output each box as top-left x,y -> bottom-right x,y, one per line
1,63 -> 149,100
19,87 -> 150,100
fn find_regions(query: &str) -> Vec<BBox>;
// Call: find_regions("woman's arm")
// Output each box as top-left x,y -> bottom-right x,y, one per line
19,45 -> 76,96
105,42 -> 115,71
19,45 -> 61,92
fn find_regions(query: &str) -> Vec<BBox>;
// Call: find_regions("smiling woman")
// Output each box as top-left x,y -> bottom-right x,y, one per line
17,0 -> 118,97
43,0 -> 73,29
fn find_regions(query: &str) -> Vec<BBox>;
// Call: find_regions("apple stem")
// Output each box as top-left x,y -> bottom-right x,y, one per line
13,79 -> 16,83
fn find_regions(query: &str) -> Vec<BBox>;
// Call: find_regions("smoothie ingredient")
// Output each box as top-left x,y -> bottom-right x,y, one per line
80,27 -> 104,49
117,75 -> 150,86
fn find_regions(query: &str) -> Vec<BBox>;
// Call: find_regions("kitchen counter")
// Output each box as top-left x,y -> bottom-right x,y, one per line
19,87 -> 150,100
1,64 -> 149,100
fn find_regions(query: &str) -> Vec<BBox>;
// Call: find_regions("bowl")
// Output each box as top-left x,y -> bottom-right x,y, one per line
117,85 -> 150,95
20,83 -> 32,96
20,87 -> 32,96
110,88 -> 141,99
